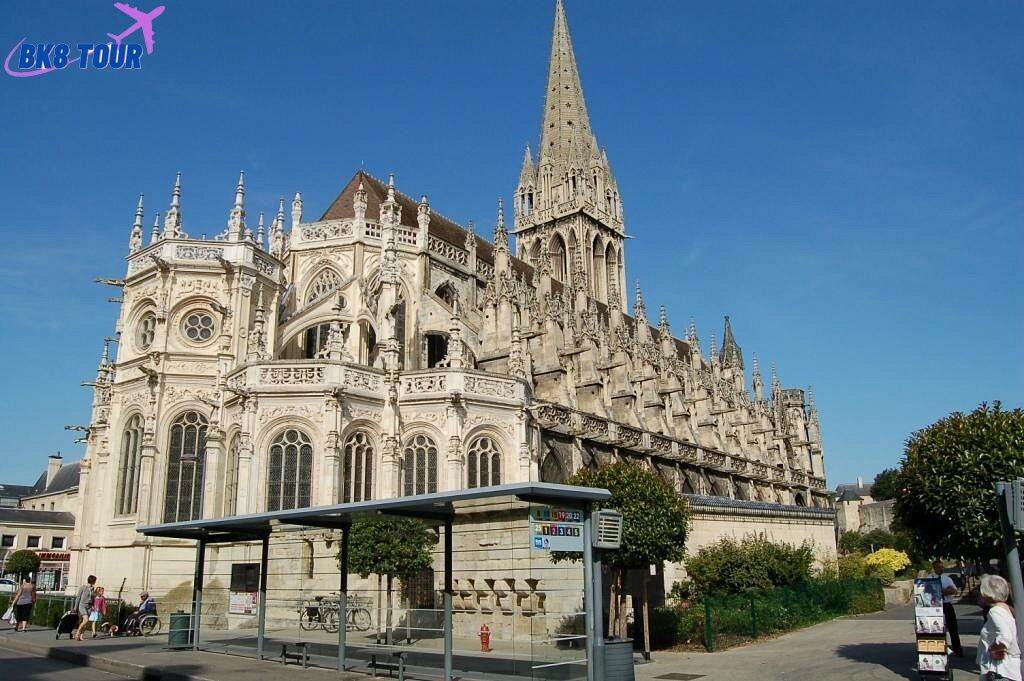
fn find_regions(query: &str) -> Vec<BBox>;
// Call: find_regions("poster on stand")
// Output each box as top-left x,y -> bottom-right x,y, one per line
913,578 -> 948,677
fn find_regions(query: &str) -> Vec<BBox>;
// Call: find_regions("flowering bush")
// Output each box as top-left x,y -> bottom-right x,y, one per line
864,548 -> 910,574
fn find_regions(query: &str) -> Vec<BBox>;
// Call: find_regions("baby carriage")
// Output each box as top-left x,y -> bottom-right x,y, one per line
55,611 -> 81,640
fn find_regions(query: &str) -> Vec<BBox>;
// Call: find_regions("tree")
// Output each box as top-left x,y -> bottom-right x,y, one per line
557,463 -> 689,652
340,515 -> 434,643
870,468 -> 901,501
895,402 -> 1024,560
5,549 -> 40,579
838,531 -> 864,555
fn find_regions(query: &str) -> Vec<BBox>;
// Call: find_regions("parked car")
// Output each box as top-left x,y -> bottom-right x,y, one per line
0,578 -> 17,593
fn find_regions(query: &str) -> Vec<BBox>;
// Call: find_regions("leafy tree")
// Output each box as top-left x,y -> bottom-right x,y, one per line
838,531 -> 864,555
5,549 -> 40,579
340,514 -> 434,643
556,463 -> 689,647
895,402 -> 1024,560
870,468 -> 901,501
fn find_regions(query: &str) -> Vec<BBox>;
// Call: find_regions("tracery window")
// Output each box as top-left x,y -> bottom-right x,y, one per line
466,436 -> 501,489
163,411 -> 208,522
267,429 -> 313,511
306,269 -> 342,305
182,310 -> 216,343
115,414 -> 143,515
342,431 -> 374,503
401,434 -> 438,496
136,312 -> 156,351
224,434 -> 240,516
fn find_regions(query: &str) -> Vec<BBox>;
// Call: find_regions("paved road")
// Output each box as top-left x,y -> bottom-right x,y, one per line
635,603 -> 985,681
0,645 -> 127,681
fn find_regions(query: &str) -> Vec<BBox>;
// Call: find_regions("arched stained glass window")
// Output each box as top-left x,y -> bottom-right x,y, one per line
163,411 -> 208,522
342,431 -> 374,503
401,434 -> 438,496
467,436 -> 501,489
115,414 -> 143,515
267,429 -> 313,511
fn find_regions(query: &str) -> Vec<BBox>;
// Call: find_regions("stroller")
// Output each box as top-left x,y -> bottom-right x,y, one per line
55,611 -> 81,640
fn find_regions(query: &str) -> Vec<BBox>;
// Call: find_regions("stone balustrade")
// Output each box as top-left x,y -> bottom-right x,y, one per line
126,238 -> 280,278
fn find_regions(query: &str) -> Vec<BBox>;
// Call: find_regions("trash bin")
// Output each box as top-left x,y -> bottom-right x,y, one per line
168,610 -> 193,649
604,638 -> 635,681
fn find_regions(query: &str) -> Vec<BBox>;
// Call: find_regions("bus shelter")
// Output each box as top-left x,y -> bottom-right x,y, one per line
138,482 -> 612,681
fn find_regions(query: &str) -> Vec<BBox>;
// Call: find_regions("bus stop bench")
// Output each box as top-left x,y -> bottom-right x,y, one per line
280,642 -> 310,667
348,647 -> 407,675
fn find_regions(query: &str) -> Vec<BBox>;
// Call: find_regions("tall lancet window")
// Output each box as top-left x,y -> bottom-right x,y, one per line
267,429 -> 313,511
401,434 -> 438,496
163,411 -> 208,522
224,435 -> 240,516
342,431 -> 374,503
115,414 -> 143,515
466,436 -> 501,489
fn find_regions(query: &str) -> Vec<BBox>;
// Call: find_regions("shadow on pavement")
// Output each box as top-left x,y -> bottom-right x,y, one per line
835,642 -> 918,680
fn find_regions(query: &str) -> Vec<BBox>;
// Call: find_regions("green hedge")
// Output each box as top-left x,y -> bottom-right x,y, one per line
0,594 -> 132,630
653,578 -> 884,651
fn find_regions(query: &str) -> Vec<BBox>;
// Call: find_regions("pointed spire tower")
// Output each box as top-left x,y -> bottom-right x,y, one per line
514,0 -> 625,307
128,193 -> 144,253
719,315 -> 744,370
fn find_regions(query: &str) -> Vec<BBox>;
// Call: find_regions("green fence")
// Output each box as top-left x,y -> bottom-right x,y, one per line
655,578 -> 884,652
0,594 -> 131,630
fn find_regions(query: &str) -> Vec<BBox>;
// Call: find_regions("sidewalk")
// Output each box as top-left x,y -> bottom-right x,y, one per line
0,603 -> 988,681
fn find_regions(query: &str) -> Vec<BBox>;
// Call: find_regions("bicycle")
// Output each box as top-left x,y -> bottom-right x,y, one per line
298,595 -> 339,633
345,596 -> 371,632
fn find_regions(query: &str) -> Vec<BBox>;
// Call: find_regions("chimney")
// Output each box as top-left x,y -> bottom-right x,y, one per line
46,453 -> 62,488
857,476 -> 864,490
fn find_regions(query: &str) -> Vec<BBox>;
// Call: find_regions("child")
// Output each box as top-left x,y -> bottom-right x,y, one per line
89,586 -> 107,638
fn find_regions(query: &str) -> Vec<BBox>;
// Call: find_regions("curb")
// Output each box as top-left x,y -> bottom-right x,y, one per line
0,634 -> 216,681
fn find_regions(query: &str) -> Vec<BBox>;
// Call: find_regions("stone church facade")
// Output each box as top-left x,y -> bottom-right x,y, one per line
69,1 -> 833,616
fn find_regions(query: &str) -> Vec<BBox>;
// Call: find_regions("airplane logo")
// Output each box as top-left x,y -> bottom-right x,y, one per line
4,3 -> 166,78
107,3 -> 166,54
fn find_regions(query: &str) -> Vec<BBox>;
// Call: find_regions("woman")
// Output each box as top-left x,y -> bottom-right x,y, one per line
12,578 -> 36,632
88,586 -> 107,638
977,573 -> 1021,681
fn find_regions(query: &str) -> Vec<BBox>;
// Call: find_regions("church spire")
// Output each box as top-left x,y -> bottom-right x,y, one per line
518,144 -> 535,188
719,315 -> 744,370
227,170 -> 246,241
539,0 -> 596,169
129,193 -> 144,253
163,171 -> 182,238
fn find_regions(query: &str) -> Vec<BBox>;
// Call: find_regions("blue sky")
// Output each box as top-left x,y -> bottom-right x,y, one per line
0,1 -> 1020,487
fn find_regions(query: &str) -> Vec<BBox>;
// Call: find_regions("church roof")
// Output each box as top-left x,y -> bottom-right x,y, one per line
0,508 -> 75,526
320,170 -> 535,280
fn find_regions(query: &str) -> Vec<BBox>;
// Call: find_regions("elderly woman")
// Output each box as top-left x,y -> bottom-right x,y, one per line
978,574 -> 1021,681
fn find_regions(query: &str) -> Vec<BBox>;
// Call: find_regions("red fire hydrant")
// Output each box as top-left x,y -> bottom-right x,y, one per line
479,624 -> 491,652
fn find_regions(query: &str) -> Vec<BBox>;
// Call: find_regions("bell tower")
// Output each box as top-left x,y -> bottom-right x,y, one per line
513,0 -> 626,308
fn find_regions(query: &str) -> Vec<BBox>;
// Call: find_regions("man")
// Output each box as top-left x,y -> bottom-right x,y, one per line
122,591 -> 155,635
73,575 -> 96,641
931,560 -> 963,657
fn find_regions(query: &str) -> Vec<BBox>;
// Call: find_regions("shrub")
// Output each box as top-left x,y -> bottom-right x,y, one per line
686,534 -> 814,595
838,531 -> 863,555
865,563 -> 896,586
668,579 -> 694,602
648,606 -> 684,648
864,548 -> 910,574
838,553 -> 867,580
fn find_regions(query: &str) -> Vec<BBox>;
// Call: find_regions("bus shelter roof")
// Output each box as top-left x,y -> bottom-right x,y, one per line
137,481 -> 612,543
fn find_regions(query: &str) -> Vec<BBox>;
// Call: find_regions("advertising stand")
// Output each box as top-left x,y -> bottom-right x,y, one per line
914,578 -> 949,680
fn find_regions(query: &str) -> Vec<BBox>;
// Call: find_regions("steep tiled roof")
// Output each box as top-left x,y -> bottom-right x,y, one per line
23,462 -> 81,498
0,508 -> 75,526
319,171 -> 535,279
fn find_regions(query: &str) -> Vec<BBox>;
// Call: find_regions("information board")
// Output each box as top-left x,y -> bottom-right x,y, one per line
529,506 -> 585,552
229,592 -> 259,615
